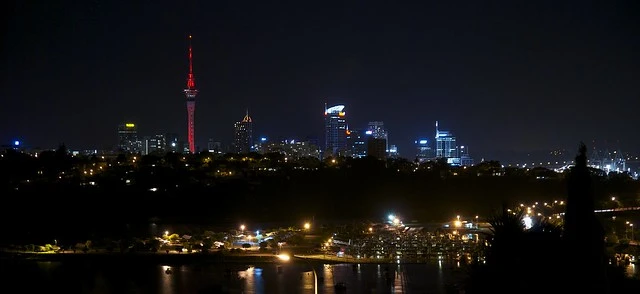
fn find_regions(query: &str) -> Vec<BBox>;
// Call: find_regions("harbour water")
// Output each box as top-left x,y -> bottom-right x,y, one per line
3,259 -> 638,293
1,260 -> 466,293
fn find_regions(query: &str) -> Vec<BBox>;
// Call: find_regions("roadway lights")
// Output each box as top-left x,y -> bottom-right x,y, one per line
240,224 -> 245,232
304,222 -> 311,230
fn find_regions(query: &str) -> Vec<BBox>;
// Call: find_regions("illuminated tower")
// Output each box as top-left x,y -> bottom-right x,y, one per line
233,110 -> 253,153
324,103 -> 347,157
183,35 -> 199,153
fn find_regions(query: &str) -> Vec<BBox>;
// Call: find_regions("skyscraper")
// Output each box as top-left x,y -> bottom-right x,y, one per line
367,121 -> 388,153
415,139 -> 432,162
117,123 -> 142,154
324,104 -> 347,157
143,134 -> 167,155
233,110 -> 253,153
346,128 -> 367,158
435,121 -> 457,158
183,35 -> 199,154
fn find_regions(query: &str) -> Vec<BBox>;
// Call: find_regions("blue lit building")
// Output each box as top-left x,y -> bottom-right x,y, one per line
435,121 -> 458,159
415,139 -> 432,162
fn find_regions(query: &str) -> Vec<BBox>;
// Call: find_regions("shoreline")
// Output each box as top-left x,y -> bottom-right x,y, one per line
0,251 -> 451,265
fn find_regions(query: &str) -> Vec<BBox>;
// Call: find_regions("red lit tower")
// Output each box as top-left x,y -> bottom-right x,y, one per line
183,35 -> 198,153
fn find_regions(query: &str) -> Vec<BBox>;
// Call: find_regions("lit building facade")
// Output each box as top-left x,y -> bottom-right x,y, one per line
346,128 -> 367,158
264,139 -> 321,159
233,111 -> 253,153
435,121 -> 458,158
415,139 -> 432,162
143,134 -> 167,155
324,104 -> 347,157
367,121 -> 388,152
117,123 -> 142,154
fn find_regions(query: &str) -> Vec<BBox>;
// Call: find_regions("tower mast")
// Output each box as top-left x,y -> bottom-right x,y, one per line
183,35 -> 198,153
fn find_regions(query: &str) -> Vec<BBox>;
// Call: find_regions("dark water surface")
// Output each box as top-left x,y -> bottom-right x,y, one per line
1,260 -> 466,293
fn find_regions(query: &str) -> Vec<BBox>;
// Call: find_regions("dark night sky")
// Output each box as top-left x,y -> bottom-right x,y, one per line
2,0 -> 639,161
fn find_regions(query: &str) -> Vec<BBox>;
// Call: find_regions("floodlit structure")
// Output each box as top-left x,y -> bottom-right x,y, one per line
183,35 -> 199,153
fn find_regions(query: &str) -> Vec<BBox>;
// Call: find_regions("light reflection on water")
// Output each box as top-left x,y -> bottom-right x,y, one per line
626,263 -> 639,279
151,261 -> 640,294
0,259 -> 527,294
5,259 -> 638,293
152,262 -> 457,294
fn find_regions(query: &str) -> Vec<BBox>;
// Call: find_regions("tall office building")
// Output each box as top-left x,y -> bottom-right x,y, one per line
233,110 -> 253,153
415,139 -> 433,162
324,104 -> 347,157
143,134 -> 167,155
117,123 -> 142,154
367,137 -> 387,160
346,128 -> 367,158
435,121 -> 458,158
367,121 -> 389,152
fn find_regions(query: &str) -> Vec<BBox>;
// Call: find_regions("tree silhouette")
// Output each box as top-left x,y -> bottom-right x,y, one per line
564,142 -> 608,293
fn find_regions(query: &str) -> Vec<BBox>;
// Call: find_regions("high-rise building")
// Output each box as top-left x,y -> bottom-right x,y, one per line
143,134 -> 167,155
346,128 -> 367,158
117,123 -> 142,154
367,137 -> 387,160
459,145 -> 474,166
415,139 -> 433,162
183,35 -> 199,154
324,104 -> 347,157
233,110 -> 253,153
367,121 -> 388,152
435,121 -> 457,158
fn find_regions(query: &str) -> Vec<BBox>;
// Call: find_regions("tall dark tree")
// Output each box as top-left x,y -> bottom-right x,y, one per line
564,142 -> 607,293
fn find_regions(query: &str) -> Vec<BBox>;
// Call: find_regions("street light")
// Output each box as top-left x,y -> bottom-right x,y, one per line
304,222 -> 311,230
630,223 -> 635,241
240,224 -> 245,232
278,254 -> 317,294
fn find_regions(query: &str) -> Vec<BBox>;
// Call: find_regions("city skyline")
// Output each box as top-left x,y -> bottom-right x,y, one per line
3,1 -> 640,161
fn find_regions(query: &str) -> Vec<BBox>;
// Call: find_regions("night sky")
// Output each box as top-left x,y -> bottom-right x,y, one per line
2,0 -> 639,161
